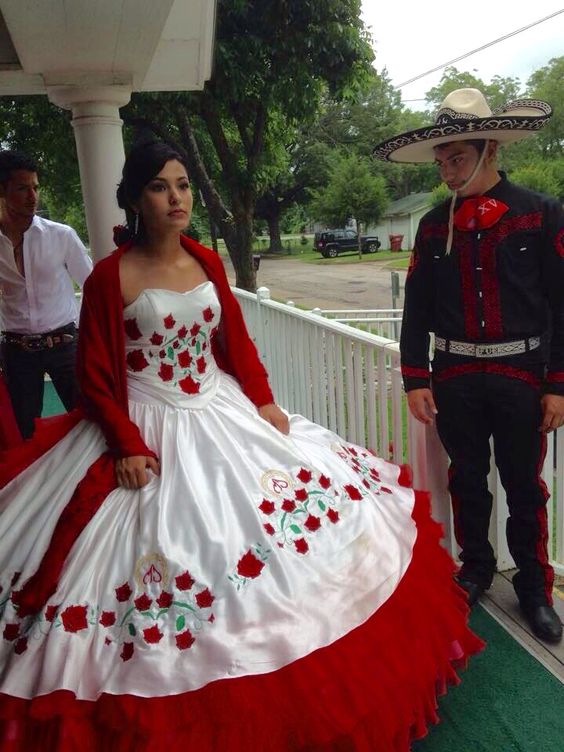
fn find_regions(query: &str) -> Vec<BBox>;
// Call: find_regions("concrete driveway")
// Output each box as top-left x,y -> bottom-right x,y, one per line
223,255 -> 407,310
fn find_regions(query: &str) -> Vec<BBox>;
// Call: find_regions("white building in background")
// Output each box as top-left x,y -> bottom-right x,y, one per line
368,192 -> 433,250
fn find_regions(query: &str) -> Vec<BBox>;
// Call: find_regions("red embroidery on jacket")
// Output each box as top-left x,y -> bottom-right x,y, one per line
555,229 -> 564,258
546,371 -> 564,383
479,232 -> 503,340
401,365 -> 430,379
433,362 -> 540,386
457,234 -> 481,340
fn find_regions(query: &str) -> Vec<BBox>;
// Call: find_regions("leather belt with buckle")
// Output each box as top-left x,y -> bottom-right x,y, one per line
434,336 -> 541,358
1,325 -> 76,352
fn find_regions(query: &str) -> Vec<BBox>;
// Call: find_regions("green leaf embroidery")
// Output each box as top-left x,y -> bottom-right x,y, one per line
176,615 -> 186,631
128,623 -> 136,636
290,524 -> 301,534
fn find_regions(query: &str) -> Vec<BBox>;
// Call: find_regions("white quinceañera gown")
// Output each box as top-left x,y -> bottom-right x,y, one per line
0,282 -> 482,752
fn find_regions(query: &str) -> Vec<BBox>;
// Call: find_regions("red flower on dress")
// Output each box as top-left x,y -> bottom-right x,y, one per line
369,468 -> 380,480
156,591 -> 173,608
318,474 -> 331,489
14,637 -> 28,654
143,625 -> 163,644
237,550 -> 265,579
344,484 -> 363,501
134,594 -> 152,611
297,468 -> 312,483
281,499 -> 296,512
294,538 -> 309,554
264,523 -> 275,535
115,582 -> 132,602
196,356 -> 206,374
195,588 -> 214,608
164,314 -> 176,329
381,487 -> 392,494
179,375 -> 200,394
348,447 -> 358,456
304,514 -> 321,531
177,325 -> 188,339
3,624 -> 19,641
259,499 -> 275,515
150,332 -> 164,346
126,350 -> 149,372
159,349 -> 166,358
124,318 -> 143,340
327,508 -> 340,523
45,604 -> 59,622
121,642 -> 134,661
158,363 -> 174,381
177,350 -> 192,368
363,479 -> 371,489
99,610 -> 116,627
175,571 -> 195,590
203,307 -> 214,322
173,341 -> 180,349
61,605 -> 88,633
295,488 -> 308,502
176,629 -> 195,650
190,322 -> 201,337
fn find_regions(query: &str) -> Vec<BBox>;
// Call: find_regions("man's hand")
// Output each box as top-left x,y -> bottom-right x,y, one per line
540,394 -> 564,433
407,388 -> 438,425
115,455 -> 161,489
258,403 -> 290,434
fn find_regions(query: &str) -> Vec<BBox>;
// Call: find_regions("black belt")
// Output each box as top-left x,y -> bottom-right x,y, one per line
2,324 -> 76,351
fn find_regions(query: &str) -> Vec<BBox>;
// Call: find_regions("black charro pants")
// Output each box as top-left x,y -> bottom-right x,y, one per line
432,371 -> 554,608
1,338 -> 78,439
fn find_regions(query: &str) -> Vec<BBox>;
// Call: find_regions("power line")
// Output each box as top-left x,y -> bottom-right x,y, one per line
396,8 -> 564,88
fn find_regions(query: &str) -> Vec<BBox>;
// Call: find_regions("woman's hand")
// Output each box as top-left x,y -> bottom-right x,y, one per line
258,403 -> 290,435
115,455 -> 161,489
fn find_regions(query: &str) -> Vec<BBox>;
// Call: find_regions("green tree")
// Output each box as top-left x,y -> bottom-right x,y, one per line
509,164 -> 561,197
526,56 -> 564,158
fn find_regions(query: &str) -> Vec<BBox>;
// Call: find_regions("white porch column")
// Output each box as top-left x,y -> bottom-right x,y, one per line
47,86 -> 132,262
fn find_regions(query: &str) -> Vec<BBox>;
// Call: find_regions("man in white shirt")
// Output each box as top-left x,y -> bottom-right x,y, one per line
0,150 -> 93,438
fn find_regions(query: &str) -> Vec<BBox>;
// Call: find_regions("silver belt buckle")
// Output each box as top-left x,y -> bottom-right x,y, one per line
476,344 -> 498,357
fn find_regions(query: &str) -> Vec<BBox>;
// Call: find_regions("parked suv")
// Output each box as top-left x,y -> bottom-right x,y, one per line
313,229 -> 381,258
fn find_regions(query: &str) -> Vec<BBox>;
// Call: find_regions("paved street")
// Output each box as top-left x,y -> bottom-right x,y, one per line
223,255 -> 407,310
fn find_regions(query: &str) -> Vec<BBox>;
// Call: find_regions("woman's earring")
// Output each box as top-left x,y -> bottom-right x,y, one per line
134,213 -> 139,236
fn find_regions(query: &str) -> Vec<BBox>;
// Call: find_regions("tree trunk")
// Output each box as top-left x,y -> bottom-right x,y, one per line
357,219 -> 363,260
267,214 -> 284,253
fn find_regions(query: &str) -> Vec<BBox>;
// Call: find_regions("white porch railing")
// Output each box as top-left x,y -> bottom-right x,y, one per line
234,286 -> 564,577
308,308 -> 403,341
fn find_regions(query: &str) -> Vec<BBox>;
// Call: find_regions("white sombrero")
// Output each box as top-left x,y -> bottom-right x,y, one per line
373,88 -> 552,163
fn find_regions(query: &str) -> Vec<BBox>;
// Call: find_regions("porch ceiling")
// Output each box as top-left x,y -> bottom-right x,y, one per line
0,0 -> 216,95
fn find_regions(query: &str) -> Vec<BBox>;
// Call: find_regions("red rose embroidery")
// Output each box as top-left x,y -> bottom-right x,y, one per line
124,318 -> 143,340
195,588 -> 214,608
203,307 -> 214,322
190,322 -> 201,337
363,479 -> 371,488
318,474 -> 331,489
176,629 -> 195,650
115,582 -> 132,602
121,642 -> 134,661
158,363 -> 174,381
143,625 -> 163,644
208,614 -> 215,622
159,349 -> 166,358
295,488 -> 308,502
177,350 -> 192,368
150,331 -> 164,345
259,499 -> 275,515
369,468 -> 380,480
134,594 -> 152,611
173,341 -> 180,349
297,468 -> 312,483
294,538 -> 309,554
104,637 -> 112,646
156,591 -> 173,608
196,356 -> 206,374
264,523 -> 275,535
348,447 -> 358,456
177,325 -> 188,338
100,610 -> 116,627
164,314 -> 176,329
237,550 -> 265,579
327,508 -> 340,523
344,484 -> 363,500
281,499 -> 296,512
381,487 -> 392,494
45,604 -> 59,622
175,571 -> 195,590
304,514 -> 321,531
3,624 -> 19,641
126,349 -> 149,372
14,637 -> 28,654
61,605 -> 88,633
179,375 -> 200,394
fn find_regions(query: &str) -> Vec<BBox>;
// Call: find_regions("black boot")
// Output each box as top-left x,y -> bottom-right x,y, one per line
455,576 -> 485,607
520,604 -> 563,643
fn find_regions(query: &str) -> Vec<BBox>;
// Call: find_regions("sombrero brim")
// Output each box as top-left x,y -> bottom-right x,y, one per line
373,102 -> 552,163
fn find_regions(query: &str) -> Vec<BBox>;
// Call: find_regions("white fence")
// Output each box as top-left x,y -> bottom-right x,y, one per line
308,308 -> 403,341
234,286 -> 564,577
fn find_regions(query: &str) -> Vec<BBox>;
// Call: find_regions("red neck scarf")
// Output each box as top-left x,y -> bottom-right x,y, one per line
453,196 -> 509,231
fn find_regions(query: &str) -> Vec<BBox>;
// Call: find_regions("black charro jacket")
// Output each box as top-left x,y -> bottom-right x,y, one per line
400,174 -> 564,395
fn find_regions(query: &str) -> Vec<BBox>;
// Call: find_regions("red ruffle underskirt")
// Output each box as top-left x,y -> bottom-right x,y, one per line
0,488 -> 483,752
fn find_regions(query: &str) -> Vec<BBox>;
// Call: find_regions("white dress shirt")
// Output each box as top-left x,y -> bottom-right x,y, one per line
0,215 -> 93,334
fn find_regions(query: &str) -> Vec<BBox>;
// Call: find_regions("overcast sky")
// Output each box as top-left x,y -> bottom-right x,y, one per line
360,3 -> 564,110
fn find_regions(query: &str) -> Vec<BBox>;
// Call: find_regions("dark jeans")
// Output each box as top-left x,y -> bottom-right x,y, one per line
432,371 -> 553,608
1,338 -> 78,439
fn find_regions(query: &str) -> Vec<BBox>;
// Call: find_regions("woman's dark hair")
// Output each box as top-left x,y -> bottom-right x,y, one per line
115,140 -> 190,244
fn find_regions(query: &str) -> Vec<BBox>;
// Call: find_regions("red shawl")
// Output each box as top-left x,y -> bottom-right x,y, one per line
3,236 -> 274,616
